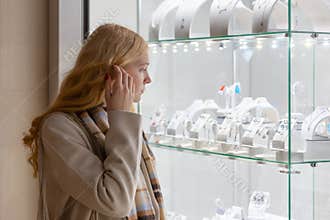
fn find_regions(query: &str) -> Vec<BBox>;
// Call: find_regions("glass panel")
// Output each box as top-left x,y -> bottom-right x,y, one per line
291,163 -> 330,220
152,147 -> 289,219
292,0 -> 330,33
141,34 -> 289,164
150,143 -> 288,165
314,163 -> 330,219
291,33 -> 330,163
291,163 -> 314,220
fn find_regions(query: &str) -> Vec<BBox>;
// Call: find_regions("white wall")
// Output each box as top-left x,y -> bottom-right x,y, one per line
89,0 -> 137,32
49,0 -> 83,104
0,0 -> 49,219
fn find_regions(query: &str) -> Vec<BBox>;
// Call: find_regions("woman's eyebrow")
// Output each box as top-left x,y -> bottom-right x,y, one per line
138,62 -> 150,66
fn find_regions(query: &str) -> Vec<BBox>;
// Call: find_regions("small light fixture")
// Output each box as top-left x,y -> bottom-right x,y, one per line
271,40 -> 278,49
219,42 -> 225,50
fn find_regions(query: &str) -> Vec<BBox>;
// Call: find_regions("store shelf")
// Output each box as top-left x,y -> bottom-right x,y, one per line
147,135 -> 330,166
149,141 -> 287,165
147,31 -> 289,45
147,31 -> 330,45
291,30 -> 330,36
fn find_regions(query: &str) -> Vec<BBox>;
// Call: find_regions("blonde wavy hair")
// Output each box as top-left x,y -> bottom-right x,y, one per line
22,23 -> 148,178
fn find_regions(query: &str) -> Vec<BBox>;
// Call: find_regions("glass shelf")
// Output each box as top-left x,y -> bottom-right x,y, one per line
291,30 -> 330,36
146,31 -> 330,45
147,134 -> 330,166
147,31 -> 289,44
149,141 -> 288,166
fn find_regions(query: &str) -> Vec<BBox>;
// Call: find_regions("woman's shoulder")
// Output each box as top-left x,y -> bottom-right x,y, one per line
40,111 -> 87,141
41,111 -> 75,128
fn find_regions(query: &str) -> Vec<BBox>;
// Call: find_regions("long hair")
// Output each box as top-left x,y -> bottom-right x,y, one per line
22,23 -> 148,177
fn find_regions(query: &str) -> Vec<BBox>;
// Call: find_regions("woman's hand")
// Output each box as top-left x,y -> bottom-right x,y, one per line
105,65 -> 135,112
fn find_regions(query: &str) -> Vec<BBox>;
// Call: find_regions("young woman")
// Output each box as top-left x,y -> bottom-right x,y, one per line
22,23 -> 165,220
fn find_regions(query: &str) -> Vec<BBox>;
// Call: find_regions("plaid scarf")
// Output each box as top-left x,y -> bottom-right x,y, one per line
69,105 -> 165,220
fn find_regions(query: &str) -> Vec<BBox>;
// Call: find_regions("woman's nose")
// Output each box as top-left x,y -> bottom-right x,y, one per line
144,73 -> 152,84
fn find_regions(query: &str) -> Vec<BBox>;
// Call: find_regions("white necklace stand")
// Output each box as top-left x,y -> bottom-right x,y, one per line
149,0 -> 183,40
175,0 -> 214,38
210,0 -> 253,36
252,0 -> 311,33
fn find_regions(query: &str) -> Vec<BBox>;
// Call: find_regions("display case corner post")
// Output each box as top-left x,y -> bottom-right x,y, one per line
83,0 -> 90,40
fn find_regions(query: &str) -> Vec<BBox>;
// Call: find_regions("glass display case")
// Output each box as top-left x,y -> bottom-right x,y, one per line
137,0 -> 330,219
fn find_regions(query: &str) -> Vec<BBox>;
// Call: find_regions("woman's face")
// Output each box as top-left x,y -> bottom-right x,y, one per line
123,52 -> 151,102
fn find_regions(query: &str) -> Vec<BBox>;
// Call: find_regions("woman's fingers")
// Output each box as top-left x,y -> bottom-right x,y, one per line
112,65 -> 134,97
113,65 -> 122,88
122,70 -> 128,89
128,75 -> 133,94
105,65 -> 135,112
105,74 -> 112,100
132,80 -> 136,98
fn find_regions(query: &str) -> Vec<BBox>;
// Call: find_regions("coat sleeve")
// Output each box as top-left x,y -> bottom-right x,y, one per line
40,110 -> 142,217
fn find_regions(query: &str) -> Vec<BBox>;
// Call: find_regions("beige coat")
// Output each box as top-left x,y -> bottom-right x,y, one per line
37,110 -> 160,220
